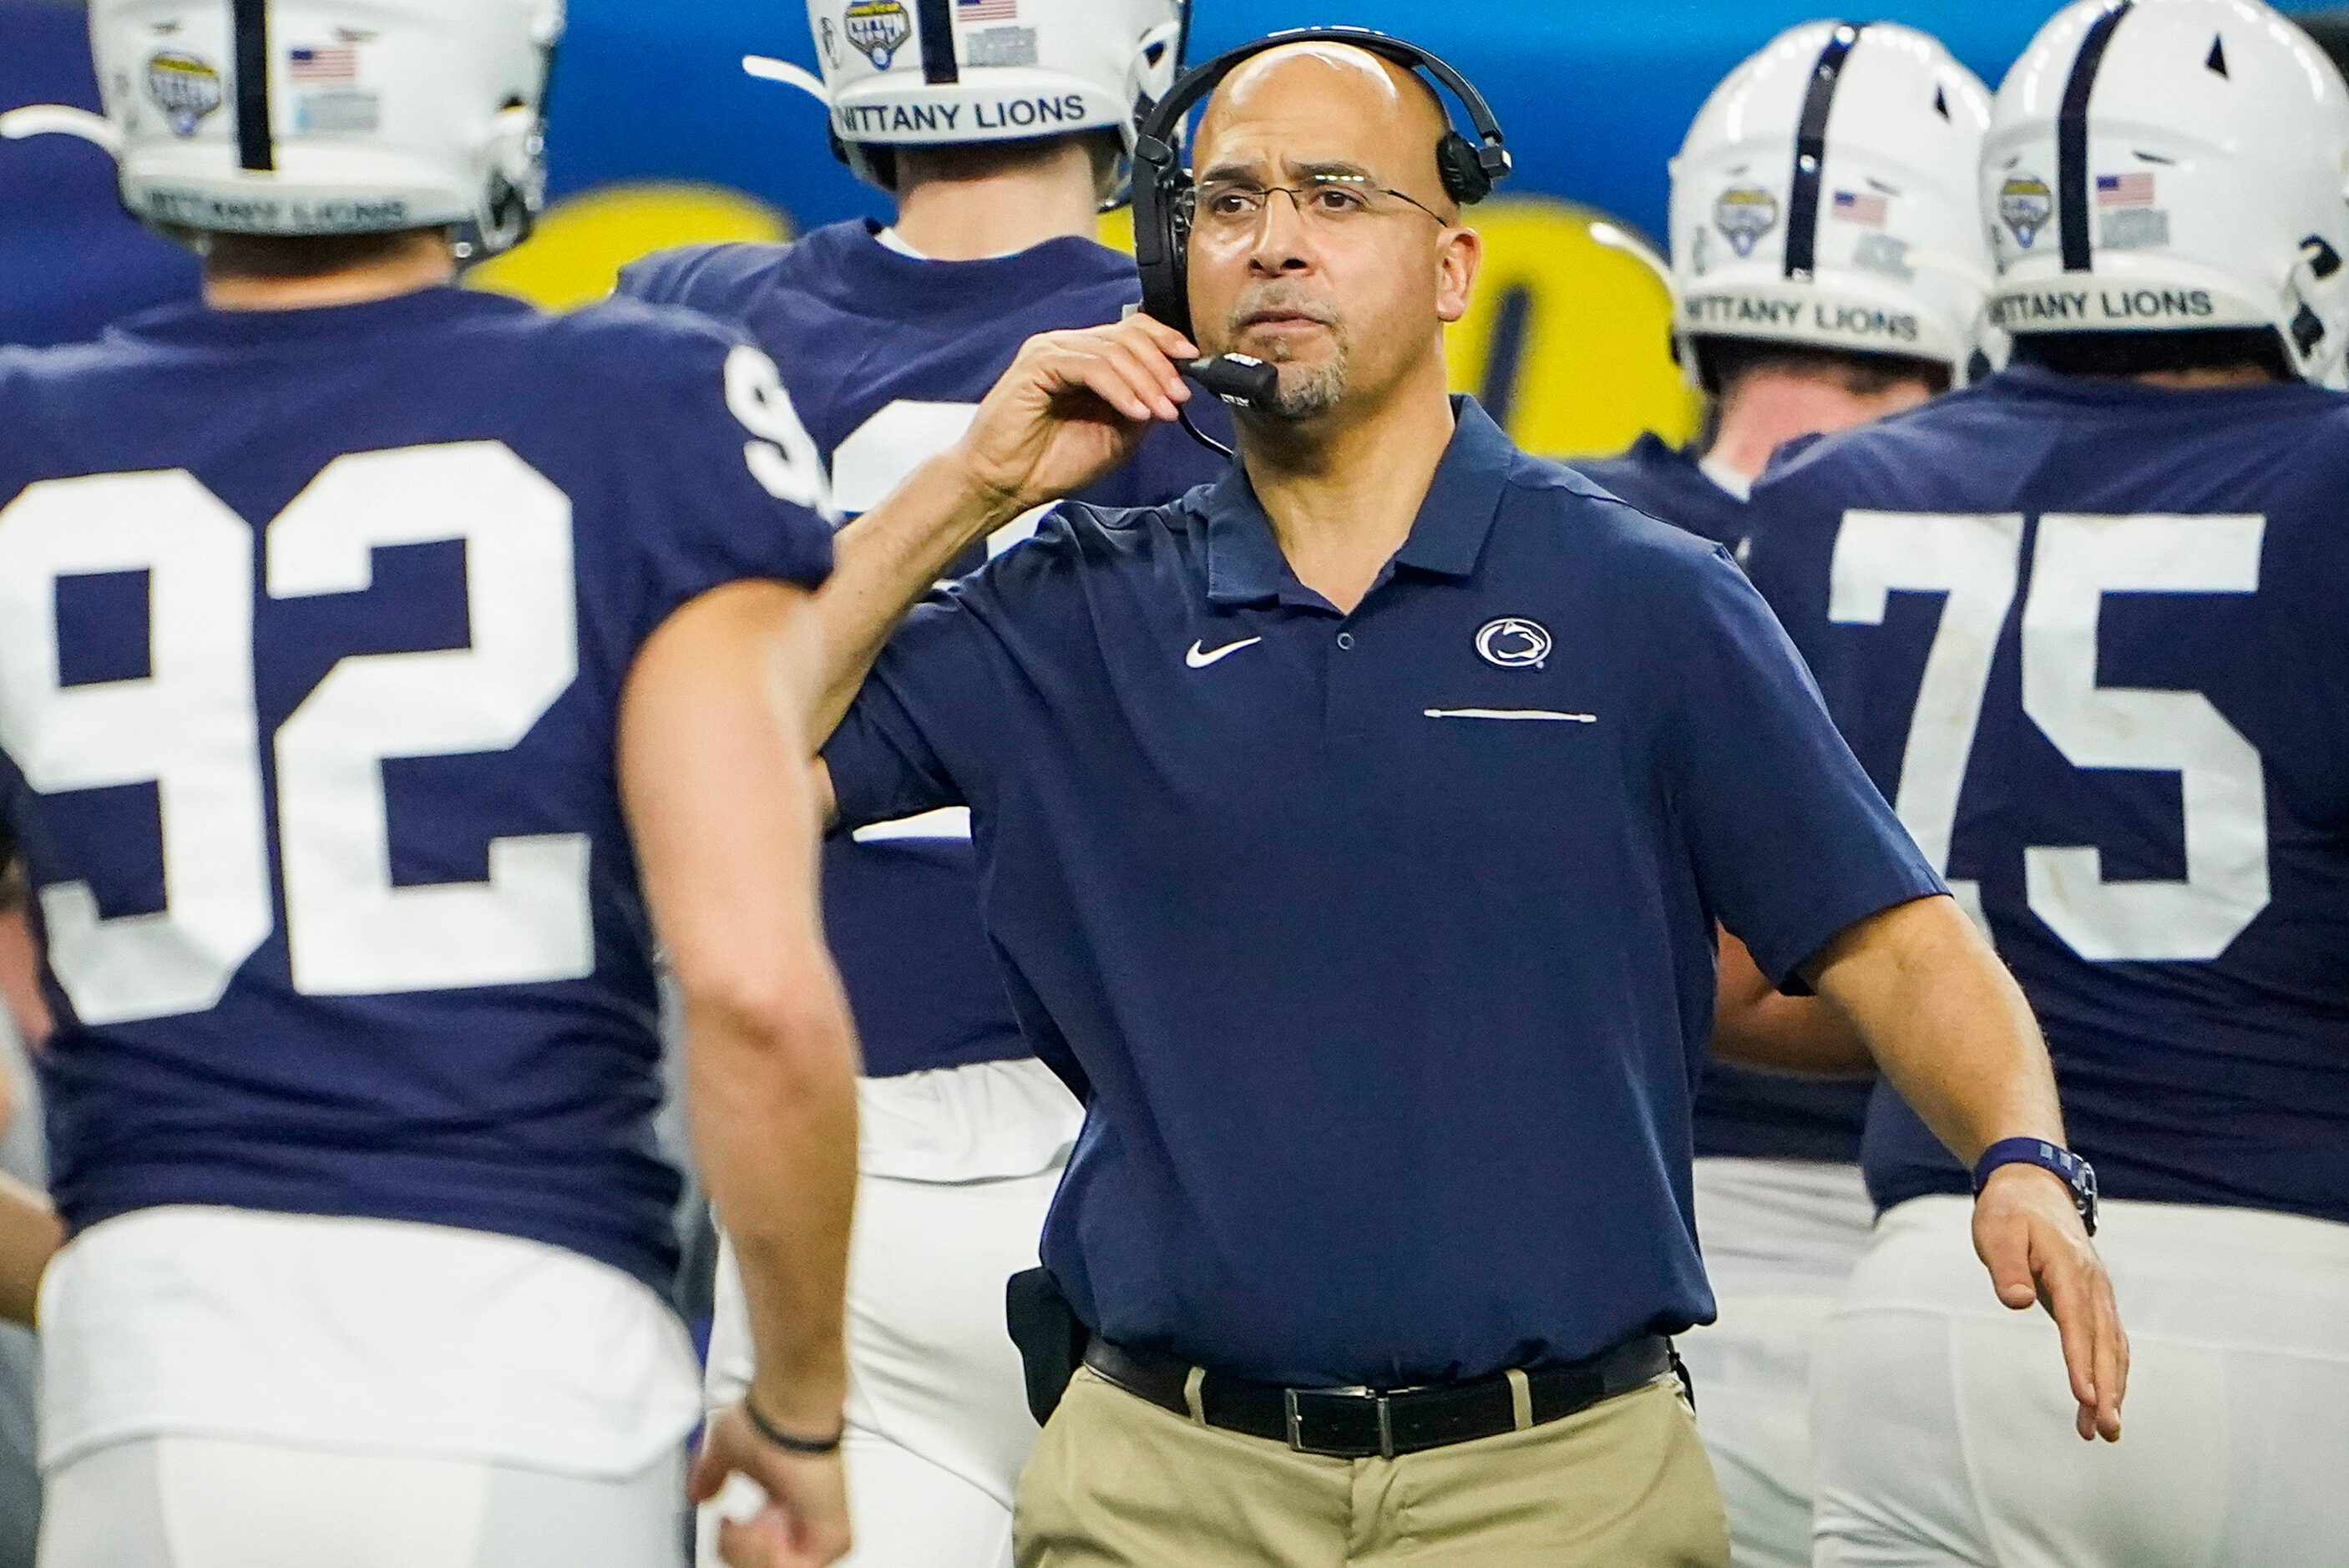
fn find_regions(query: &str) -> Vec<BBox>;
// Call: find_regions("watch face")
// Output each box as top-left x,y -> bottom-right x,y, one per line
2072,1157 -> 2099,1236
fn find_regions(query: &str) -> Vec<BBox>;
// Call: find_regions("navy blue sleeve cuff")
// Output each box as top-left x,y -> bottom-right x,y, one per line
822,678 -> 964,831
1754,868 -> 1950,997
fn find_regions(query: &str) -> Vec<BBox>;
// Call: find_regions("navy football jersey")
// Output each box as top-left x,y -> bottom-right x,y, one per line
1579,432 -> 1751,553
1581,431 -> 1872,1166
620,220 -> 1228,1081
0,287 -> 834,1293
1747,365 -> 2349,1225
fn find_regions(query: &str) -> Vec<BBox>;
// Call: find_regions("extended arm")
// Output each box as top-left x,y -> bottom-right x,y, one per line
1805,893 -> 2127,1442
1806,896 -> 2057,1160
620,580 -> 861,1566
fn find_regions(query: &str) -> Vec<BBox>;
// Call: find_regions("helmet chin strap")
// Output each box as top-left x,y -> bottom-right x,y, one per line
742,55 -> 833,108
0,105 -> 122,154
744,53 -> 885,186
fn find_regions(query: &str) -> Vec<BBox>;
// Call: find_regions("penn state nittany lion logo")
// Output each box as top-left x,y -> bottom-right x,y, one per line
1713,185 -> 1781,260
1999,173 -> 2054,249
146,50 -> 223,138
843,0 -> 913,69
1476,618 -> 1552,670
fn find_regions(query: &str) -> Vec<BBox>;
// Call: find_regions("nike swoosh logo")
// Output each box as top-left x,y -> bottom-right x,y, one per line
1186,637 -> 1263,669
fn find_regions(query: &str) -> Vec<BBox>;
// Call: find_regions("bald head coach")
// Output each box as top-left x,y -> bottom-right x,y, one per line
792,28 -> 2126,1568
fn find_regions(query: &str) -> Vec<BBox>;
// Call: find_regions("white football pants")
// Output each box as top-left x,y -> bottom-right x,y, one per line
701,1060 -> 1076,1568
1813,1193 -> 2349,1568
38,1438 -> 684,1568
1680,1157 -> 1876,1568
701,1165 -> 1063,1568
691,1060 -> 1071,1568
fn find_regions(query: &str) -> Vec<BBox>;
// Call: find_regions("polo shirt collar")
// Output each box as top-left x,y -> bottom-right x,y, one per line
1203,397 -> 1516,607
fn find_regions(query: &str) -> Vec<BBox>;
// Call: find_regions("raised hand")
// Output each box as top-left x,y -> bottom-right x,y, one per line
952,315 -> 1199,518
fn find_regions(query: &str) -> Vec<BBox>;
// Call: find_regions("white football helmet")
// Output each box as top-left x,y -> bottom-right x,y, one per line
1668,21 -> 1995,387
2,0 -> 561,255
1985,0 -> 2349,384
759,0 -> 1187,202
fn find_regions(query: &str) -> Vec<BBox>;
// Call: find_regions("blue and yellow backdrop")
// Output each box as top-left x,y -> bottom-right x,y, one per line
3,0 -> 2337,453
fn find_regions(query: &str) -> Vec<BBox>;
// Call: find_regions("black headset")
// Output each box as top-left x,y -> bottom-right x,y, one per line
1131,26 -> 1513,340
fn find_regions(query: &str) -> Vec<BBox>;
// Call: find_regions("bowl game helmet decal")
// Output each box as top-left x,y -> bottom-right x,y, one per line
780,0 -> 1187,200
1668,20 -> 1995,387
1984,0 -> 2349,384
7,0 -> 563,256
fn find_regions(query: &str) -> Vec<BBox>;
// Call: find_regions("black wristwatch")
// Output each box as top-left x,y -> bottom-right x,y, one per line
1972,1138 -> 2098,1237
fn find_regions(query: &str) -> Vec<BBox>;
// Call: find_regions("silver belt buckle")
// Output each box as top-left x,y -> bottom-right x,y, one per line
1283,1386 -> 1396,1460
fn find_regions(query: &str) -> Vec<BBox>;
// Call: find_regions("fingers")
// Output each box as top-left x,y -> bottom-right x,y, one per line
1973,1175 -> 2129,1444
686,1428 -> 728,1505
1056,337 -> 1193,422
2032,1235 -> 2100,1434
1083,334 -> 1192,422
1031,343 -> 1164,424
1974,1207 -> 2040,1313
717,1503 -> 850,1568
716,1510 -> 795,1568
2026,1223 -> 2128,1444
1020,321 -> 1197,425
1126,312 -> 1202,361
2090,1268 -> 2128,1443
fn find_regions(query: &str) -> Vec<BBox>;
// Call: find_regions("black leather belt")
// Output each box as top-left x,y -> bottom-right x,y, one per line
1082,1333 -> 1675,1460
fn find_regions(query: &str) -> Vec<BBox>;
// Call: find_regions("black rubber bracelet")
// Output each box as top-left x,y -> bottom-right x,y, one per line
743,1394 -> 846,1456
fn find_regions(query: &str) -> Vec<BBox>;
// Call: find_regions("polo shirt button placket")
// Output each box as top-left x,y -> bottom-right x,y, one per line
1335,632 -> 1356,650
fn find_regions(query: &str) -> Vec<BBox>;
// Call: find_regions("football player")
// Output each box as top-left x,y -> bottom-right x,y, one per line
1582,18 -> 1991,548
615,5 -> 1219,1565
0,3 -> 863,1565
1578,23 -> 1993,1568
1744,2 -> 2349,1562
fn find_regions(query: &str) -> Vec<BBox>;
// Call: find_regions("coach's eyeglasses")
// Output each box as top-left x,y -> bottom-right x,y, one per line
1182,171 -> 1450,239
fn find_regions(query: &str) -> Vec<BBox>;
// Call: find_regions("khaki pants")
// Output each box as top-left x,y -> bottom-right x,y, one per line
1015,1367 -> 1730,1567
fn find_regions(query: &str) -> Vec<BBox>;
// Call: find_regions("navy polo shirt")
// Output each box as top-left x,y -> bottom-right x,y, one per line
825,399 -> 1941,1388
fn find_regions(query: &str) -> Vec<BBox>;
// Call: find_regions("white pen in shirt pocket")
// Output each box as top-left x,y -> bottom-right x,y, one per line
1423,707 -> 1597,723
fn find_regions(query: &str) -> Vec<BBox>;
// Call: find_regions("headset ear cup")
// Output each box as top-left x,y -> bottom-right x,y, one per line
1135,164 -> 1193,337
1167,200 -> 1195,339
1435,132 -> 1492,205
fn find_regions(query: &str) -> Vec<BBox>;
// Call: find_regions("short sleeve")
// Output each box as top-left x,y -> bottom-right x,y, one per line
823,512 -> 1086,829
1662,545 -> 1945,986
822,597 -> 987,828
626,331 -> 836,633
